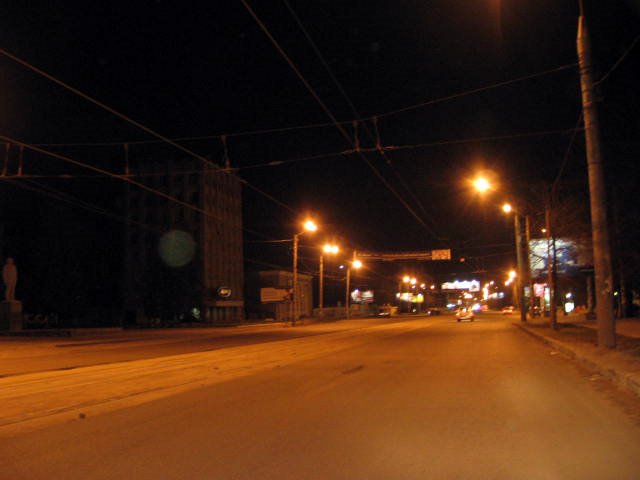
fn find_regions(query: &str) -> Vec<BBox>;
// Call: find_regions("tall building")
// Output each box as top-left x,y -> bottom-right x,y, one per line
124,157 -> 243,324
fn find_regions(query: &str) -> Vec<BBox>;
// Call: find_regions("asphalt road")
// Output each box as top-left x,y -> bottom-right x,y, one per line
2,314 -> 640,479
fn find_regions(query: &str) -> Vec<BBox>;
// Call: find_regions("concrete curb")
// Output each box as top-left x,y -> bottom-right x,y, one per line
514,323 -> 640,400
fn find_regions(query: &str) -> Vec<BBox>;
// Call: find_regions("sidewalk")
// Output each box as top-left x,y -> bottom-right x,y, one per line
516,314 -> 640,399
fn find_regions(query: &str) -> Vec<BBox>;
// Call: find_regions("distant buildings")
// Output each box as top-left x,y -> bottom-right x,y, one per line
124,157 -> 244,324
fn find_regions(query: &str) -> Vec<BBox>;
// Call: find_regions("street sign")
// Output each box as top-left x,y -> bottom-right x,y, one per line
431,249 -> 451,260
260,287 -> 290,303
355,249 -> 451,261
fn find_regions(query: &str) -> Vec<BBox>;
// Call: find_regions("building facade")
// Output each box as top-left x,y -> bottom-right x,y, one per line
246,270 -> 313,322
124,157 -> 243,324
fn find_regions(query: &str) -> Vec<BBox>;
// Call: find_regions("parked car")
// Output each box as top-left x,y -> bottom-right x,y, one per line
456,307 -> 475,322
426,307 -> 442,316
501,306 -> 515,314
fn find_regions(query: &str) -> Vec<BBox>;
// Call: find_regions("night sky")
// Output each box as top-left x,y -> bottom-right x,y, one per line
1,1 -> 639,314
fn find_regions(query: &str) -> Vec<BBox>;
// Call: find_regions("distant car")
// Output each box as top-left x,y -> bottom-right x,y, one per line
530,306 -> 542,317
456,307 -> 475,322
426,307 -> 441,316
501,306 -> 515,314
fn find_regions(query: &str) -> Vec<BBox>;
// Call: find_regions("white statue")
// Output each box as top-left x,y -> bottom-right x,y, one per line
2,258 -> 17,302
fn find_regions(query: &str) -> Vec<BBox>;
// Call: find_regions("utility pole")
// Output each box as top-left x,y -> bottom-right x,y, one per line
292,233 -> 299,326
319,253 -> 324,315
525,215 -> 535,318
545,202 -> 557,329
577,2 -> 615,347
514,214 -> 527,323
345,266 -> 351,320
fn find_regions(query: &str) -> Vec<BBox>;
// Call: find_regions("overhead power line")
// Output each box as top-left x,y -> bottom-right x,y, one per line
22,60 -> 579,148
594,34 -> 640,87
282,0 -> 442,241
0,135 -> 272,240
376,63 -> 578,119
241,0 -> 442,242
2,126 -> 582,179
0,47 -> 296,216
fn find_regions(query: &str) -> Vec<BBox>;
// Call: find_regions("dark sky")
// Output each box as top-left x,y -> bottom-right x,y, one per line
1,1 -> 639,307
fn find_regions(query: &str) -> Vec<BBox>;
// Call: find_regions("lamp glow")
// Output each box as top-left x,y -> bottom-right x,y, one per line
303,220 -> 318,232
474,177 -> 490,193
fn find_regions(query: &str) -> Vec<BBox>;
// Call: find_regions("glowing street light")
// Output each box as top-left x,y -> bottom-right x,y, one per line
304,220 -> 318,232
502,202 -> 513,213
346,258 -> 363,319
319,243 -> 339,316
473,176 -> 491,193
292,219 -> 318,325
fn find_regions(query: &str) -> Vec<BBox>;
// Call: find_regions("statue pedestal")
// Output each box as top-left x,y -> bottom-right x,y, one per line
0,301 -> 23,331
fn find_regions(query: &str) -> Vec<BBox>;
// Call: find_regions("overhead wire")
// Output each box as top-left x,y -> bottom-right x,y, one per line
241,0 -> 442,241
272,0 -> 445,239
17,54 -> 578,149
0,47 -> 296,216
0,134 -> 273,240
552,111 -> 584,195
2,126 -> 583,180
594,34 -> 640,87
376,63 -> 578,119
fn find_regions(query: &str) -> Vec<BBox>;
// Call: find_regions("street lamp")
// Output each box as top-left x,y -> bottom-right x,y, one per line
319,243 -> 339,316
473,178 -> 531,324
345,259 -> 362,319
473,176 -> 491,193
292,219 -> 317,325
501,203 -> 529,323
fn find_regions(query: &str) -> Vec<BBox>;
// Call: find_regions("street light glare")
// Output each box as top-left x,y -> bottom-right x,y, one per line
403,275 -> 410,283
508,270 -> 517,279
474,177 -> 490,193
323,244 -> 339,254
303,220 -> 318,232
353,260 -> 363,269
502,203 -> 513,213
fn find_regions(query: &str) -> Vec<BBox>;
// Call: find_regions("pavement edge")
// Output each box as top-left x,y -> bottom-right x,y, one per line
514,322 -> 640,400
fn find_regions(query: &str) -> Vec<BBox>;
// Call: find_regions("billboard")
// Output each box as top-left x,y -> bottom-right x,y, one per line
529,238 -> 592,277
351,289 -> 374,304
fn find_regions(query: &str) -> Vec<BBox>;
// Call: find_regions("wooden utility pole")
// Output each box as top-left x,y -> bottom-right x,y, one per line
514,214 -> 527,323
577,3 -> 615,347
545,203 -> 557,330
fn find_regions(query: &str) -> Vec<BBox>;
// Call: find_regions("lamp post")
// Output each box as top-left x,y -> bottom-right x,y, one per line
292,219 -> 317,325
545,203 -> 558,329
319,243 -> 339,316
345,259 -> 362,319
503,203 -> 527,323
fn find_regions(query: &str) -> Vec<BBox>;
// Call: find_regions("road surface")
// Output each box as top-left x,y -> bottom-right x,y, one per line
2,314 -> 640,479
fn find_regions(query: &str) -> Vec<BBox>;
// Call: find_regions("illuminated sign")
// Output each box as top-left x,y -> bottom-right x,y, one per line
217,286 -> 232,298
441,280 -> 480,292
529,238 -> 592,276
396,292 -> 424,303
431,249 -> 451,260
351,289 -> 374,304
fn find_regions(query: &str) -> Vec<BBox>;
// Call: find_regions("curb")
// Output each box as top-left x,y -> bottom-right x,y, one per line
514,323 -> 640,400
